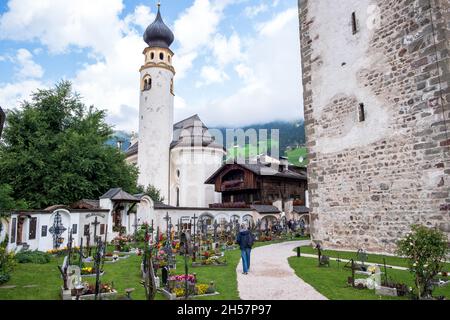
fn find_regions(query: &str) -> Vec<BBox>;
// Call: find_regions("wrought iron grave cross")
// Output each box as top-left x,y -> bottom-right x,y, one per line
49,212 -> 67,249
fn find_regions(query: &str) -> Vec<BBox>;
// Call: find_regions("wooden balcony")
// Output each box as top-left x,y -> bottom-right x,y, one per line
221,180 -> 244,191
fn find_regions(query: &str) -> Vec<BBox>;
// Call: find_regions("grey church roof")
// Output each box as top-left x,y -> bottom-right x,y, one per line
100,188 -> 140,202
126,141 -> 139,157
125,114 -> 225,157
143,5 -> 174,49
250,205 -> 281,214
293,206 -> 310,214
171,114 -> 225,150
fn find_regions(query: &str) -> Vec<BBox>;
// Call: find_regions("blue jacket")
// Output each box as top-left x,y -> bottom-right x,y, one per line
236,230 -> 254,250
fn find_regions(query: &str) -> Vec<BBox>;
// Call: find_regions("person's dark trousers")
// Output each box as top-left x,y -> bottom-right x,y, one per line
241,248 -> 251,273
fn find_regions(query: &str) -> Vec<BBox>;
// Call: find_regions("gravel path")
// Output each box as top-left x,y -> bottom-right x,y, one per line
236,241 -> 327,300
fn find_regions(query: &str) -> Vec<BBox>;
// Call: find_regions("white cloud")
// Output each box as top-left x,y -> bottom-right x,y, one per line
0,79 -> 46,110
15,49 -> 44,79
198,8 -> 303,127
173,0 -> 233,79
0,1 -> 303,133
258,7 -> 298,37
244,4 -> 269,18
0,48 -> 46,110
211,32 -> 243,67
72,32 -> 143,131
234,63 -> 254,82
0,0 -> 154,131
196,66 -> 229,87
0,0 -> 124,55
174,96 -> 187,110
124,5 -> 154,31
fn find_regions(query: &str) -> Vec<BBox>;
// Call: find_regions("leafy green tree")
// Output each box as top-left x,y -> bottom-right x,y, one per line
0,81 -> 139,209
397,225 -> 448,299
0,184 -> 28,212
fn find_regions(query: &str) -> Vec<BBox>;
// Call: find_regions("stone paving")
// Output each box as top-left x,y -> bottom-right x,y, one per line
236,241 -> 327,300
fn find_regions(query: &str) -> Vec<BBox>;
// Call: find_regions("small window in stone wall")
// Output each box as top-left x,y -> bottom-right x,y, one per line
160,52 -> 164,60
151,52 -> 155,60
352,12 -> 358,34
100,224 -> 105,235
358,103 -> 365,122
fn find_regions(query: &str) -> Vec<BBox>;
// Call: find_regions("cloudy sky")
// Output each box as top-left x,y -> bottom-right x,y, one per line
0,0 -> 303,132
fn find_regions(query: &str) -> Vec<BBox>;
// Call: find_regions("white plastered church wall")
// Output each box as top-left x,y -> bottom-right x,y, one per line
170,146 -> 224,208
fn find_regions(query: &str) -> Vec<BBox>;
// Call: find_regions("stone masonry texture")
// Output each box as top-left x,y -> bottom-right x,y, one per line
299,0 -> 449,253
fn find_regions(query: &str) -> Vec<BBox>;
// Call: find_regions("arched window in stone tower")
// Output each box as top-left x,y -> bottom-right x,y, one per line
170,78 -> 174,95
142,75 -> 152,91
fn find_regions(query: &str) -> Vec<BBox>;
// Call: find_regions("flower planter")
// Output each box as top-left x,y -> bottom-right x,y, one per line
76,290 -> 117,300
159,287 -> 220,300
192,262 -> 228,268
60,286 -> 117,300
81,271 -> 105,278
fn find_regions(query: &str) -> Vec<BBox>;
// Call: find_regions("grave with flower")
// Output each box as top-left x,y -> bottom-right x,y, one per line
160,273 -> 219,300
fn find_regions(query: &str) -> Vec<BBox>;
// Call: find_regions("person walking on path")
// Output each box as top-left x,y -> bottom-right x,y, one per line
236,224 -> 254,275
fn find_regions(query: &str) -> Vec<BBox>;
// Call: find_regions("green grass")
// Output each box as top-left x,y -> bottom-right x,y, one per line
286,147 -> 307,167
0,240 -> 292,300
288,256 -> 450,300
297,246 -> 450,270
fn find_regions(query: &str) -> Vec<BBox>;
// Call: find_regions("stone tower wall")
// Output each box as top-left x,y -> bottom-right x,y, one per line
137,48 -> 175,203
299,0 -> 449,253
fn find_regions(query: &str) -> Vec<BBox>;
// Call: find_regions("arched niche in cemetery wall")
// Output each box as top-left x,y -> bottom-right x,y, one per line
243,214 -> 254,225
49,209 -> 72,249
213,213 -> 228,225
199,212 -> 214,226
231,214 -> 241,223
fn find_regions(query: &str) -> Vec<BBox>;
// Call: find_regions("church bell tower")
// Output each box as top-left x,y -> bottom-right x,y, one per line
137,3 -> 175,203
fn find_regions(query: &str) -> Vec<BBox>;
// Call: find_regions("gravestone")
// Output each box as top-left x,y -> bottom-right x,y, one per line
375,286 -> 398,297
67,266 -> 82,290
366,266 -> 381,290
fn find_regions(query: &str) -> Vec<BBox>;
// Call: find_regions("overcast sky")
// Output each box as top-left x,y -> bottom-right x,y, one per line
0,0 -> 303,132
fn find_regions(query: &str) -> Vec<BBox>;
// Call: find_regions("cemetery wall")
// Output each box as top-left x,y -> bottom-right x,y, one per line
152,208 -> 257,231
299,0 -> 450,252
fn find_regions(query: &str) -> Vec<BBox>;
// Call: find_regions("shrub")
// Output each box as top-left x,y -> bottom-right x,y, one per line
397,225 -> 448,299
15,250 -> 51,264
0,237 -> 15,285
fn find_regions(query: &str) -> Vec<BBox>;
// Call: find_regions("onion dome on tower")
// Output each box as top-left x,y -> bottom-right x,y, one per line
143,3 -> 174,49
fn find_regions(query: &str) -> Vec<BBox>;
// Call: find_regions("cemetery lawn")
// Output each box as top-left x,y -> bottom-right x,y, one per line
298,246 -> 450,270
0,240 -> 298,300
288,256 -> 450,300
